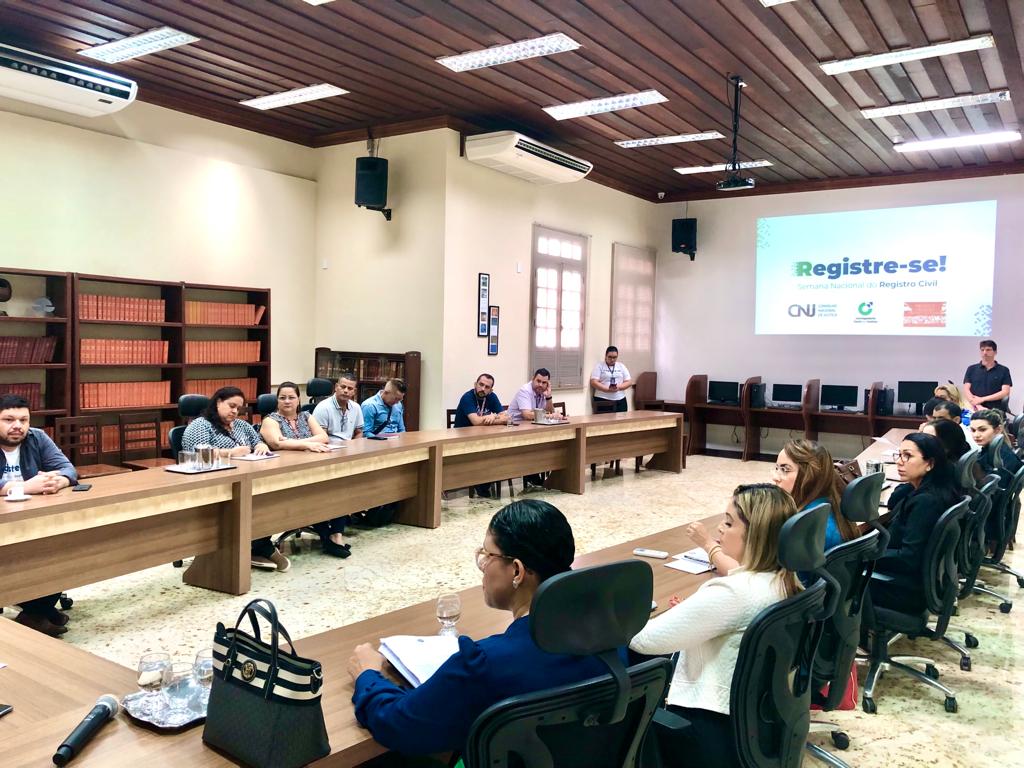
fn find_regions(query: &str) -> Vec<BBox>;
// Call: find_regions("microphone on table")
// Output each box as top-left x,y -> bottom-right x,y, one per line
52,694 -> 119,766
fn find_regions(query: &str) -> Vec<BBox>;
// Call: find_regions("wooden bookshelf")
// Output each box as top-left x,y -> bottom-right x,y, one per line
0,268 -> 72,431
314,348 -> 421,431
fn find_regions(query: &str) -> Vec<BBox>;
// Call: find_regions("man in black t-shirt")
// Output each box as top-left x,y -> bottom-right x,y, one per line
963,339 -> 1012,412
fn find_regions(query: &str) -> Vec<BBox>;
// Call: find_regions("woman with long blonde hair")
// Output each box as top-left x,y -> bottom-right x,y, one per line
630,483 -> 800,768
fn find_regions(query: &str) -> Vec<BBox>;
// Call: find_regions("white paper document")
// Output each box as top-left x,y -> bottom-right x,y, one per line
233,453 -> 279,461
379,635 -> 459,688
665,547 -> 713,574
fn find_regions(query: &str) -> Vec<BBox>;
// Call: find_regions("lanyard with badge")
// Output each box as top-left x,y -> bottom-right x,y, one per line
607,363 -> 618,387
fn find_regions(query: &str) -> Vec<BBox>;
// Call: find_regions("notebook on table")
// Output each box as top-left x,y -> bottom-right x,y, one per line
378,635 -> 459,688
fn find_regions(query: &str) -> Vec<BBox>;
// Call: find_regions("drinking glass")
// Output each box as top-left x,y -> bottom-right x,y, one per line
136,652 -> 171,717
161,662 -> 196,725
436,593 -> 462,637
177,450 -> 196,470
193,648 -> 214,709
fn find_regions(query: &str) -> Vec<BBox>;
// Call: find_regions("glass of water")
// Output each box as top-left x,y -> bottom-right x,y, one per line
193,648 -> 214,709
161,662 -> 196,725
136,652 -> 171,716
436,593 -> 462,637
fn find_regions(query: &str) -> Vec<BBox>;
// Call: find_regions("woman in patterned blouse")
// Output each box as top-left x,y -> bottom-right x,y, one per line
182,386 -> 288,572
261,381 -> 352,559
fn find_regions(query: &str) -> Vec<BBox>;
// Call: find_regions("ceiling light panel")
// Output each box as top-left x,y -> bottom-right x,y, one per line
544,90 -> 668,120
301,0 -> 336,5
437,33 -> 580,72
240,84 -> 348,110
673,160 -> 773,175
79,26 -> 199,63
893,130 -> 1022,153
820,35 -> 995,76
861,91 -> 1011,119
760,0 -> 799,6
615,131 -> 725,148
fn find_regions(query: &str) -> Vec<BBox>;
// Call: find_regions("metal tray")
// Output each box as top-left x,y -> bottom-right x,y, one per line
164,463 -> 238,475
122,685 -> 207,732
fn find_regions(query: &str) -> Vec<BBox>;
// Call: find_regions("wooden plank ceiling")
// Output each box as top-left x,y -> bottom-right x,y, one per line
2,0 -> 1022,201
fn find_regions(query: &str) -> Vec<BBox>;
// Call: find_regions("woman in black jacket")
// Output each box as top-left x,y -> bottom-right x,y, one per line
869,432 -> 961,612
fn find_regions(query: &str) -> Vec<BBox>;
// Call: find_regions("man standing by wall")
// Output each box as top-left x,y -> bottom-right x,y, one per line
963,339 -> 1012,412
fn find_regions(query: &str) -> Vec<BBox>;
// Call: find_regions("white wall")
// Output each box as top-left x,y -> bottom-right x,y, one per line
442,131 -> 660,416
0,105 -> 317,382
313,130 -> 447,428
653,173 -> 1024,454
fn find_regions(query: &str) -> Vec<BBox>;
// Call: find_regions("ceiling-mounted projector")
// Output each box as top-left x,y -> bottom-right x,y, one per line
716,174 -> 755,192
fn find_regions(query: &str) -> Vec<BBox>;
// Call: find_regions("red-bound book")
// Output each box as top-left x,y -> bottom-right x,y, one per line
254,305 -> 266,325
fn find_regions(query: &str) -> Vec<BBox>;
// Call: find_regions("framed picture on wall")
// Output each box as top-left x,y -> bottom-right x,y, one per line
488,305 -> 500,355
477,273 -> 490,336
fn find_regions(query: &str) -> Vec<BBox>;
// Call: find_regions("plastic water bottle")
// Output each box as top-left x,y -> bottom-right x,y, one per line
961,408 -> 971,426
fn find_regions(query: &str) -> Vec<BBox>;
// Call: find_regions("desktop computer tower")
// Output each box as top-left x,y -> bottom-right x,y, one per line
749,383 -> 766,409
864,387 -> 894,415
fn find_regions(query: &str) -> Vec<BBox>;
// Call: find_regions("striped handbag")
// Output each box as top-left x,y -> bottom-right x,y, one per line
203,599 -> 330,767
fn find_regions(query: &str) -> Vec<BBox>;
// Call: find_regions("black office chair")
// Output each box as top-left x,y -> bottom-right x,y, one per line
860,497 -> 970,714
170,394 -> 210,567
651,504 -> 838,768
254,393 -> 277,424
807,475 -> 886,767
463,560 -> 670,768
445,409 -> 515,499
302,377 -> 334,413
978,437 -> 1024,597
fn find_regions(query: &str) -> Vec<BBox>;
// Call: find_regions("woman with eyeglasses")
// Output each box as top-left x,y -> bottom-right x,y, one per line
630,484 -> 801,768
347,499 -> 610,756
686,440 -> 857,576
182,386 -> 287,571
868,433 -> 960,614
259,381 -> 330,454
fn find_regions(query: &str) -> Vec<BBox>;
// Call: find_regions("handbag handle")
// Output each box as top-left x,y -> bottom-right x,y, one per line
224,599 -> 296,698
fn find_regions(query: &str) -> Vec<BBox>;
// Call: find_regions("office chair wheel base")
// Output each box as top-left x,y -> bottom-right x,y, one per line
999,601 -> 1012,613
862,697 -> 877,714
925,664 -> 940,680
59,594 -> 74,610
830,731 -> 850,750
964,634 -> 979,649
959,657 -> 972,672
172,560 -> 184,568
1017,577 -> 1024,589
944,697 -> 958,713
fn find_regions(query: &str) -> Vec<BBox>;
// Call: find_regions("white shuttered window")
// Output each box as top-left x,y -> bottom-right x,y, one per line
531,225 -> 589,388
610,243 -> 656,375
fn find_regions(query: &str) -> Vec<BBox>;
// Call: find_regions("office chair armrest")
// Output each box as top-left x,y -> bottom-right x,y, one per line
869,571 -> 896,584
652,707 -> 690,732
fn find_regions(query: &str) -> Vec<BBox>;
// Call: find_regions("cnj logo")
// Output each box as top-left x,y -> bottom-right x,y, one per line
788,304 -> 816,317
858,301 -> 874,316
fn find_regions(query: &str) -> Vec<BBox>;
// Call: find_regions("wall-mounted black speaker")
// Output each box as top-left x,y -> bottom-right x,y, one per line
672,218 -> 697,259
355,157 -> 389,209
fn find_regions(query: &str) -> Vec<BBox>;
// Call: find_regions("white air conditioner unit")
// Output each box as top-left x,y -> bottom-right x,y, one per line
0,43 -> 137,117
464,131 -> 593,185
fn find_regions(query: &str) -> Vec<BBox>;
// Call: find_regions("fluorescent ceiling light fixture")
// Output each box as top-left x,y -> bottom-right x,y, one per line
861,90 -> 1011,119
301,0 -> 335,4
821,35 -> 995,75
673,160 -> 773,175
615,131 -> 725,148
240,83 -> 348,110
544,89 -> 667,120
437,32 -> 580,72
79,26 -> 199,63
760,0 -> 798,6
893,130 -> 1022,153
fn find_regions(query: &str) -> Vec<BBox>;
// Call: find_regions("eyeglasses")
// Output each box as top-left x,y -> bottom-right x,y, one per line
895,451 -> 918,463
772,464 -> 796,476
475,547 -> 515,571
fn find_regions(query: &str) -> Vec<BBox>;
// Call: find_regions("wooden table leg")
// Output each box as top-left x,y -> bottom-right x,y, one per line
183,478 -> 251,595
648,416 -> 685,473
546,426 -> 586,494
396,445 -> 442,528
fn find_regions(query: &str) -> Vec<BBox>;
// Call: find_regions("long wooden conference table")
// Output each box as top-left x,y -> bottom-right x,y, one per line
0,425 -> 900,767
0,411 -> 684,607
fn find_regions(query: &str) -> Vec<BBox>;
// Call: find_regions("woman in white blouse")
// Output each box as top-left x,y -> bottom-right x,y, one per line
629,483 -> 800,768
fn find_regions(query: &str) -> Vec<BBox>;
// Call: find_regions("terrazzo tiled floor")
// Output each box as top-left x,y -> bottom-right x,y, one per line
5,456 -> 1023,766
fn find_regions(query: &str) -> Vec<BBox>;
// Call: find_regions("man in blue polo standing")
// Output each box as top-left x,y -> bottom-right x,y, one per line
963,339 -> 1012,412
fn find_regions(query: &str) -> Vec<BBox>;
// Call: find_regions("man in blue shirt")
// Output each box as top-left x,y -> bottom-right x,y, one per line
361,378 -> 407,437
0,394 -> 78,637
454,373 -> 508,428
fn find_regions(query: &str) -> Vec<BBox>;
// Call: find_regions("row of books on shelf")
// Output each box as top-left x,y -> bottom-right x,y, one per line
81,339 -> 169,365
79,381 -> 171,409
0,335 -> 58,364
97,421 -> 175,454
5,383 -> 42,410
185,377 -> 258,401
79,295 -> 166,322
185,301 -> 266,326
184,341 -> 262,364
319,357 -> 404,382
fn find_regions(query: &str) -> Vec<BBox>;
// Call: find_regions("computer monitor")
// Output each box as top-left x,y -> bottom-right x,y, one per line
820,385 -> 859,410
898,380 -> 939,416
708,380 -> 740,405
772,383 -> 802,405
